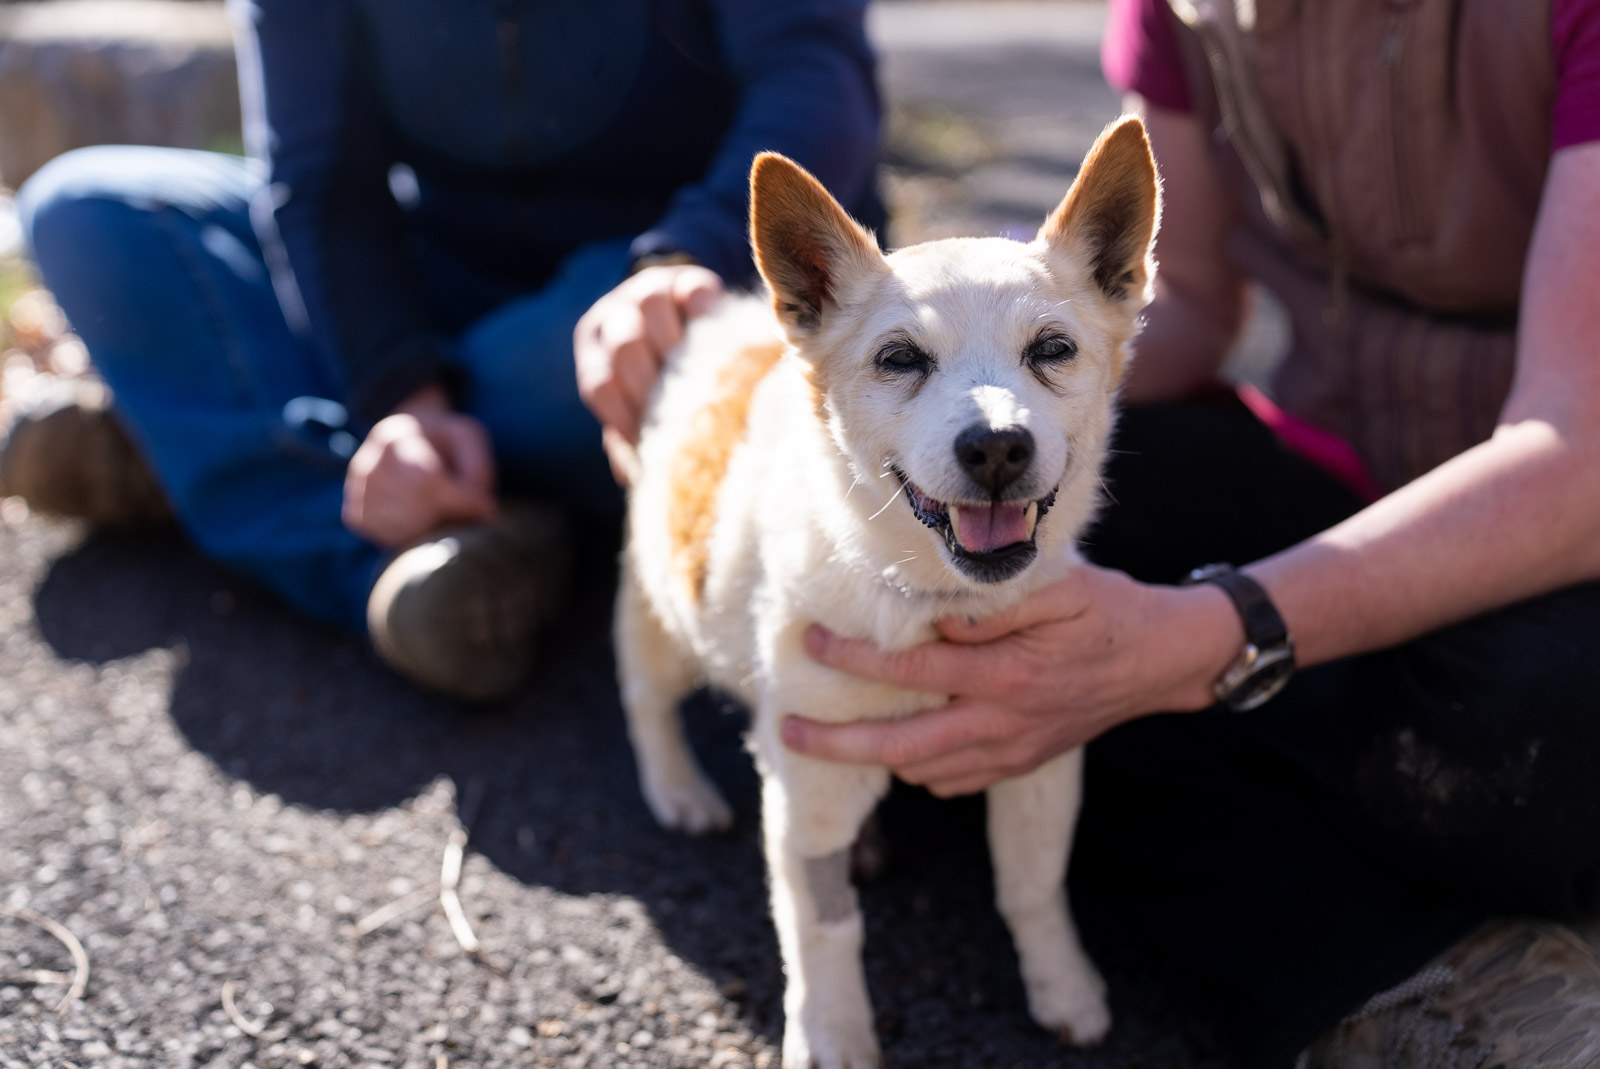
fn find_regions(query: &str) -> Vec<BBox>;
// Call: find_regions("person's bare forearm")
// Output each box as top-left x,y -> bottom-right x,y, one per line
1249,421 -> 1600,666
1249,142 -> 1600,667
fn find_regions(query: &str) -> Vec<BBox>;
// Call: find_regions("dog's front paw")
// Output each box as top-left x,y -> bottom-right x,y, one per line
782,1020 -> 880,1069
644,775 -> 733,835
1026,967 -> 1111,1046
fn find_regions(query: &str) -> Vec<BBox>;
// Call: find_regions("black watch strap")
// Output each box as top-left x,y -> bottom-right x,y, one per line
1184,563 -> 1295,711
1201,568 -> 1288,649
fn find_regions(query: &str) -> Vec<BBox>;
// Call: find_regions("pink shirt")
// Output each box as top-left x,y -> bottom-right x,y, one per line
1103,0 -> 1600,151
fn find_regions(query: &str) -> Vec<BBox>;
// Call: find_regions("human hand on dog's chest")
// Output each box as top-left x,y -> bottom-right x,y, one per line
780,564 -> 1243,796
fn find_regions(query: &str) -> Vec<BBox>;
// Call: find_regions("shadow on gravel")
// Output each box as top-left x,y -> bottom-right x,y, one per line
33,528 -> 1219,1066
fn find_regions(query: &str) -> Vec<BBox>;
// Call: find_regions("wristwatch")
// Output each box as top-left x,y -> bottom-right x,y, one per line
1182,563 -> 1296,711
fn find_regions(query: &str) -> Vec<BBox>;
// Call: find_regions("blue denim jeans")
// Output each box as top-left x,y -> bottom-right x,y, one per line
18,146 -> 622,632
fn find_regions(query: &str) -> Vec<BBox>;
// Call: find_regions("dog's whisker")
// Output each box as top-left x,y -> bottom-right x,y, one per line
888,555 -> 920,567
866,486 -> 902,522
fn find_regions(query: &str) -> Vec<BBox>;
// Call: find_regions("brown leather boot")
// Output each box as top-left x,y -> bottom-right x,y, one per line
1299,919 -> 1600,1069
0,378 -> 171,525
366,501 -> 572,701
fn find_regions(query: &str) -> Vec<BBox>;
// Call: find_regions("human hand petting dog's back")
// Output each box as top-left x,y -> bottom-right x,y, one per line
574,262 -> 723,483
783,564 -> 1246,797
342,382 -> 499,548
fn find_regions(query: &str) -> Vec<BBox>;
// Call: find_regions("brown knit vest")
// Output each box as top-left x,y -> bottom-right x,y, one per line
1168,0 -> 1555,491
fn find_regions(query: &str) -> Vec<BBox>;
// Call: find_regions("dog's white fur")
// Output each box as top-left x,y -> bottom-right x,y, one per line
616,118 -> 1161,1069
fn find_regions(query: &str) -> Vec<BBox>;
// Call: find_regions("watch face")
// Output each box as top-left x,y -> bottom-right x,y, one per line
1225,647 -> 1296,712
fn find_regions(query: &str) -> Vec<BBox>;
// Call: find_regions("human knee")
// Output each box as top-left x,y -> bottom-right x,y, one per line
18,147 -> 177,278
19,149 -> 115,254
20,146 -> 255,267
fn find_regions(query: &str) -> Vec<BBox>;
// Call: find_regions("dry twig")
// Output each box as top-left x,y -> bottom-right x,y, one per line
220,979 -> 266,1037
2,905 -> 89,1014
437,775 -> 490,958
0,969 -> 73,985
439,827 -> 480,955
351,776 -> 500,967
352,888 -> 436,938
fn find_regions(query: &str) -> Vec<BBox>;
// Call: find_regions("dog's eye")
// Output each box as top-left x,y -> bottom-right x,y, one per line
876,343 -> 932,374
1026,335 -> 1077,365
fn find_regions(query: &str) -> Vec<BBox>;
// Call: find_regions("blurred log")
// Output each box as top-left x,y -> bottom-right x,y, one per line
0,1 -> 238,189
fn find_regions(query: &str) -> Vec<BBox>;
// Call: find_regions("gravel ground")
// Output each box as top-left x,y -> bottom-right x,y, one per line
0,5 -> 1232,1067
0,521 -> 1220,1069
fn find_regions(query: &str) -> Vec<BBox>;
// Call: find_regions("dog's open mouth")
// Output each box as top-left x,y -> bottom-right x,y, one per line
893,468 -> 1058,583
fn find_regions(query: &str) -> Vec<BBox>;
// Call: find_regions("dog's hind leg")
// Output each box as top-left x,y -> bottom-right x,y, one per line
615,565 -> 732,834
987,746 -> 1110,1045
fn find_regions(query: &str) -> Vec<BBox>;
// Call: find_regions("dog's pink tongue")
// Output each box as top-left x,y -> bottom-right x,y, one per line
953,502 -> 1028,553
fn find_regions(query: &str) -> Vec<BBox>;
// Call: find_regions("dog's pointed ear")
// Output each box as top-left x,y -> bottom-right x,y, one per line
1038,116 -> 1161,304
751,152 -> 885,335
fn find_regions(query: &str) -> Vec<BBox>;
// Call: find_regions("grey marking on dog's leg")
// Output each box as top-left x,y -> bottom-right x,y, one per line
804,849 -> 855,923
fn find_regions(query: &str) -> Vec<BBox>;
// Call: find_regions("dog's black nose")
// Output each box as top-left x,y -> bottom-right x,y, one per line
954,425 -> 1034,494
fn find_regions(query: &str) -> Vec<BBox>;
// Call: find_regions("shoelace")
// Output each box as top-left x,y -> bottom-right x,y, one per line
1367,966 -> 1486,1069
1350,965 -> 1456,1019
1296,964 -> 1489,1069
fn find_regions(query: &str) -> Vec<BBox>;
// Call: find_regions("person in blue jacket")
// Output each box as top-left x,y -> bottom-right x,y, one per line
11,0 -> 883,699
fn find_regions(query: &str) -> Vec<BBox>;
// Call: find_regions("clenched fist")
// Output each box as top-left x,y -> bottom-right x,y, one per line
342,383 -> 499,548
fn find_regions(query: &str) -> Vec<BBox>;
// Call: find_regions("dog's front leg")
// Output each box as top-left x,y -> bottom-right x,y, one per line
987,747 -> 1110,1044
761,751 -> 889,1069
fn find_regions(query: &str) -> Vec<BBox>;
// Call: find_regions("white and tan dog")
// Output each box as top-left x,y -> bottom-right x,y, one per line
615,117 -> 1160,1069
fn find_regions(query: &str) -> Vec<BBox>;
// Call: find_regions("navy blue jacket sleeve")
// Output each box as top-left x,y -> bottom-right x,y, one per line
628,0 -> 881,287
235,0 -> 448,425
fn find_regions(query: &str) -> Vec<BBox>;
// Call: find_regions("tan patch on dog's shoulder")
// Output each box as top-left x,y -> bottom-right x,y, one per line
668,338 -> 787,599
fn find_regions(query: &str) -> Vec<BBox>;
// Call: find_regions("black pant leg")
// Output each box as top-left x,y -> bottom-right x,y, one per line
1085,391 -> 1367,584
1071,395 -> 1600,1066
1074,707 -> 1481,1068
1252,580 -> 1600,920
1100,396 -> 1600,916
